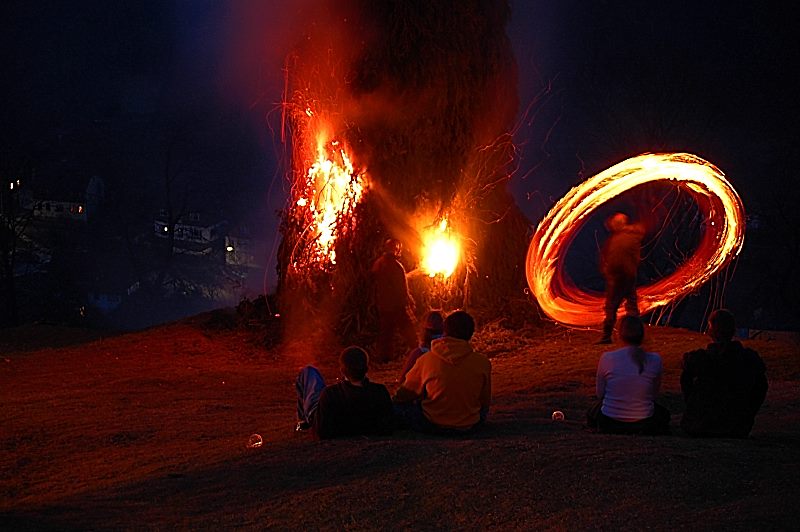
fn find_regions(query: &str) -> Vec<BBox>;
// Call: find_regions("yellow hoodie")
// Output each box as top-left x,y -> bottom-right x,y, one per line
395,336 -> 491,429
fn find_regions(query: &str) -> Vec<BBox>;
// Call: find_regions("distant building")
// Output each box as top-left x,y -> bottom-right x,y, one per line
224,228 -> 267,269
154,210 -> 227,256
31,175 -> 105,223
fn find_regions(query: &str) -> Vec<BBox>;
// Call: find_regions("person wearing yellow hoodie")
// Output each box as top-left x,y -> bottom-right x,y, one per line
393,310 -> 491,434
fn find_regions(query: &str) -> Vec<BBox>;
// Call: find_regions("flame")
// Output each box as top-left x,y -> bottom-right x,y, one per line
296,133 -> 365,265
526,153 -> 746,327
420,218 -> 461,278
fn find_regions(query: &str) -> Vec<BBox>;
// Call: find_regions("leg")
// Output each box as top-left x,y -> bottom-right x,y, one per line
296,366 -> 326,426
602,276 -> 625,341
376,310 -> 398,363
397,308 -> 419,356
622,277 -> 640,317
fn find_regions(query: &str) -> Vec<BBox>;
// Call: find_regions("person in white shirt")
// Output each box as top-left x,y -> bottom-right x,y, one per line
588,316 -> 670,435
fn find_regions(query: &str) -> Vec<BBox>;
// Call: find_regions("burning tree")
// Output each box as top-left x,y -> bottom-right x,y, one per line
276,0 -> 530,343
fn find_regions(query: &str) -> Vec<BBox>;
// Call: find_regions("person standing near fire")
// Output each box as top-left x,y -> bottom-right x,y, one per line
371,238 -> 419,362
598,212 -> 646,344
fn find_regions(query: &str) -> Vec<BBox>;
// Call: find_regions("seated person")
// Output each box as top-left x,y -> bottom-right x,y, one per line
588,316 -> 670,435
399,310 -> 444,381
393,310 -> 491,434
295,346 -> 393,439
680,309 -> 768,438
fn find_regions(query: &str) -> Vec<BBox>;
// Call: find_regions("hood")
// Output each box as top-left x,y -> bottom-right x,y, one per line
429,336 -> 474,365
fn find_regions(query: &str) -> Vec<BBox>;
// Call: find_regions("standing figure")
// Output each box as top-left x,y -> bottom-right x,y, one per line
680,309 -> 768,438
295,346 -> 394,439
370,238 -> 418,362
599,212 -> 646,344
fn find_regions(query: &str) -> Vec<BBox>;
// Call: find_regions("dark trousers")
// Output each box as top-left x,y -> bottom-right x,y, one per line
587,401 -> 671,435
376,308 -> 418,362
602,274 -> 639,339
296,366 -> 326,424
393,401 -> 488,436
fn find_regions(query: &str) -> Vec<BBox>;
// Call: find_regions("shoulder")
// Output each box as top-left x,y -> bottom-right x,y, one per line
683,348 -> 708,365
740,345 -> 766,371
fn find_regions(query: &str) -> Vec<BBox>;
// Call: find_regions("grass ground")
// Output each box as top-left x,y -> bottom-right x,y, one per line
1,312 -> 798,530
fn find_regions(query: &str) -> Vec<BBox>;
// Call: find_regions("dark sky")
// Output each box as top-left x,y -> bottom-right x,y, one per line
2,1 -> 798,325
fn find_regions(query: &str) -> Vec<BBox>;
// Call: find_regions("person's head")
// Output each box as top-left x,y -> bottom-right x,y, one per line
708,309 -> 736,342
444,310 -> 475,341
421,310 -> 444,346
605,212 -> 629,232
383,238 -> 402,258
619,316 -> 645,346
340,346 -> 369,382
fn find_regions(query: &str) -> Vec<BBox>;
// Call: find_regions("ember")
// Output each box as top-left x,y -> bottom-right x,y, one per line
526,153 -> 746,327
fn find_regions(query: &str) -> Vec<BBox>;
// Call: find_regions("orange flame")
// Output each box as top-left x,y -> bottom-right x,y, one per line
420,218 -> 461,278
296,133 -> 365,265
526,153 -> 746,327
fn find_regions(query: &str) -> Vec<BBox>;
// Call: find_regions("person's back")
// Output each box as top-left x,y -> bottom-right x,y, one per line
681,309 -> 767,438
295,346 -> 394,440
315,378 -> 393,439
681,340 -> 767,437
598,346 -> 662,422
394,311 -> 491,431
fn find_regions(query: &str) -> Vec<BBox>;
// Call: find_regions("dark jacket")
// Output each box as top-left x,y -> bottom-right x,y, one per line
313,379 -> 394,439
600,223 -> 645,279
680,340 -> 768,437
370,252 -> 410,311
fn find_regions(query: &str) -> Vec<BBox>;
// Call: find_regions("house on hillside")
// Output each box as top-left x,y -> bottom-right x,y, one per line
30,175 -> 105,223
224,225 -> 267,269
153,210 -> 227,256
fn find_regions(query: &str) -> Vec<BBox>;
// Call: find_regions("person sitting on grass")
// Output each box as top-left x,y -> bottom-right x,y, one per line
393,310 -> 491,435
399,310 -> 444,381
680,309 -> 768,438
587,316 -> 670,435
295,346 -> 394,440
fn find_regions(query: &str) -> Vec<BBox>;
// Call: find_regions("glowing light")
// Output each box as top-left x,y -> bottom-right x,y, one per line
526,153 -> 746,327
226,245 -> 234,252
295,134 -> 365,265
420,218 -> 461,278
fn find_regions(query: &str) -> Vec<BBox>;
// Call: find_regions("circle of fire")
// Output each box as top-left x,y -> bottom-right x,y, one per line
526,152 -> 746,327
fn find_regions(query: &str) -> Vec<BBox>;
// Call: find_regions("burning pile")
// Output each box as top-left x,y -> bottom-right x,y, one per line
276,0 -> 530,341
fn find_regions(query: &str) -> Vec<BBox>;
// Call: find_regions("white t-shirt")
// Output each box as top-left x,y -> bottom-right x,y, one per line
596,346 -> 662,422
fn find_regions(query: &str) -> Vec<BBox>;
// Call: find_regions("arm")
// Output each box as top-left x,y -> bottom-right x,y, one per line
312,388 -> 335,440
595,356 -> 607,399
480,360 -> 492,411
393,362 -> 424,403
680,352 -> 696,398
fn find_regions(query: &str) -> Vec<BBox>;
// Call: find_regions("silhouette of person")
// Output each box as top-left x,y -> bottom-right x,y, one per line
370,238 -> 418,362
599,212 -> 646,344
680,309 -> 768,437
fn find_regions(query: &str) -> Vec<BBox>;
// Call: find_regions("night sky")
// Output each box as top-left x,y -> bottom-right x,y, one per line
2,1 -> 798,329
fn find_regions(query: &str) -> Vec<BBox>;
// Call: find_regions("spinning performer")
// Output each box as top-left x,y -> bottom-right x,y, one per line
598,212 -> 646,344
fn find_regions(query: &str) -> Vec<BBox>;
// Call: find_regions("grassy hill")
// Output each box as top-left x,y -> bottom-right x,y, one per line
1,313 -> 798,529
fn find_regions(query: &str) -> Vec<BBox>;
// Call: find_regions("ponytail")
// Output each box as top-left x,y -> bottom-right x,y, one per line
631,346 -> 646,374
